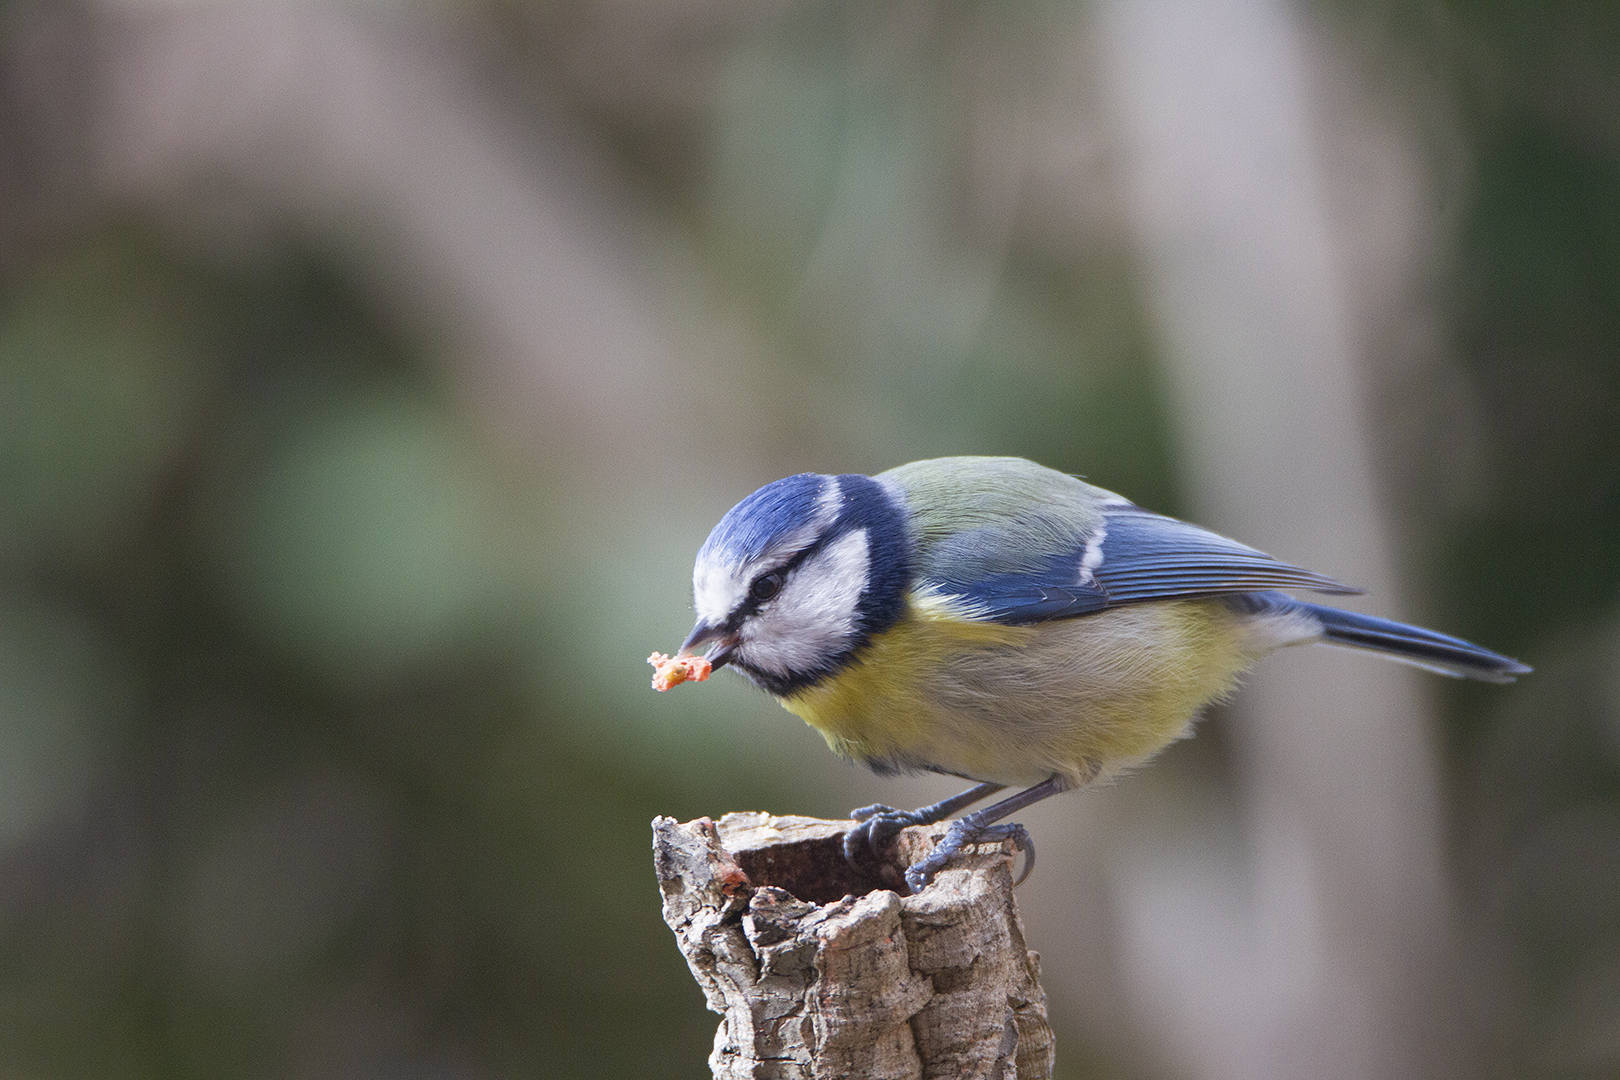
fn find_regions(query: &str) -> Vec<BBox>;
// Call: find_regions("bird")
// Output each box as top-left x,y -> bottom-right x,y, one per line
674,456 -> 1529,893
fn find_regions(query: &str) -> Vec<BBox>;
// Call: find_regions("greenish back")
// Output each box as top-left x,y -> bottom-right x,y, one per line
877,457 -> 1121,582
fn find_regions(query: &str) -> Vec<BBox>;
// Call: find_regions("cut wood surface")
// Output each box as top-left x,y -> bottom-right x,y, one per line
653,812 -> 1054,1080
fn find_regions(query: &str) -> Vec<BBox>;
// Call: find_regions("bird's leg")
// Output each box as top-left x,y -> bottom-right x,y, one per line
903,773 -> 1075,893
842,781 -> 1005,867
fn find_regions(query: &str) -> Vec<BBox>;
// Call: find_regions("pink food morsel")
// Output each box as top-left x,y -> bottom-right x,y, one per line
648,651 -> 714,691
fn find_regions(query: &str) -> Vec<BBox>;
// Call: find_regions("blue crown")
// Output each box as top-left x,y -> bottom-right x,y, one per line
698,473 -> 829,565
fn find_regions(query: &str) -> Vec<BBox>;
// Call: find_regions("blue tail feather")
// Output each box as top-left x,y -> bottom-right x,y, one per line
1292,600 -> 1530,683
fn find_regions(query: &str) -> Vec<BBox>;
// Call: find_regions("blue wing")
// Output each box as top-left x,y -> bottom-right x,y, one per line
932,504 -> 1359,625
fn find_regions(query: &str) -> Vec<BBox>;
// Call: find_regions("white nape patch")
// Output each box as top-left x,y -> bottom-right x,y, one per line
815,476 -> 844,523
740,528 -> 870,677
691,478 -> 844,626
1077,522 -> 1107,585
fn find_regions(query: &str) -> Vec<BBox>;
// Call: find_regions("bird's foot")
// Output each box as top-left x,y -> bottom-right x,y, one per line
842,805 -> 921,866
904,819 -> 1033,894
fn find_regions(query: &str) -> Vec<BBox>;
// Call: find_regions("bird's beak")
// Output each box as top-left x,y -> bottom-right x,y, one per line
680,621 -> 740,671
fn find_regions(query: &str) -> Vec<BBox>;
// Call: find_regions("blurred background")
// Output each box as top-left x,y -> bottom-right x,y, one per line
0,0 -> 1615,1077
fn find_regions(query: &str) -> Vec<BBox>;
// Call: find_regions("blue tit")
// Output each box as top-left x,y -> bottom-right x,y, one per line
676,456 -> 1529,893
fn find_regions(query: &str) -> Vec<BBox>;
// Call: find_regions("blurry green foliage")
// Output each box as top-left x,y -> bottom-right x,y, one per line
0,602 -> 123,849
0,232 -> 214,562
206,389 -> 517,681
693,4 -> 1177,507
1446,123 -> 1620,644
0,221 -> 721,1078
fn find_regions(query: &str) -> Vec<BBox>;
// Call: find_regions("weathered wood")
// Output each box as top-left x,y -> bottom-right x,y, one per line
653,812 -> 1055,1080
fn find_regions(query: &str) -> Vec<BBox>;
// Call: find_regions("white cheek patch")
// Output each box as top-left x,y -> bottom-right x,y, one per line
742,528 -> 870,677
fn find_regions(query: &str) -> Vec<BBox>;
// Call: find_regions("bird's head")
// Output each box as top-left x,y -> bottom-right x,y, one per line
680,472 -> 910,695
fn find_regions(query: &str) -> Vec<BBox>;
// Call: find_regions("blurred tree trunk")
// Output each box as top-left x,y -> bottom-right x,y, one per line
1095,0 -> 1467,1077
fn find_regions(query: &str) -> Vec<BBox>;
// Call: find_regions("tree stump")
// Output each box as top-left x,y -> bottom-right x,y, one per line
653,812 -> 1055,1080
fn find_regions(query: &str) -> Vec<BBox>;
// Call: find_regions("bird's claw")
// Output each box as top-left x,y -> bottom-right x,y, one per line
903,820 -> 1034,894
841,808 -> 917,865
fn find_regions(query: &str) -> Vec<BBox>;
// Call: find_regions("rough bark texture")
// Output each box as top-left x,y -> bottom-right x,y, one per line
653,813 -> 1055,1080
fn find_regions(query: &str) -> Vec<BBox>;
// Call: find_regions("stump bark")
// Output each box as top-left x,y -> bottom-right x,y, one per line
653,812 -> 1055,1080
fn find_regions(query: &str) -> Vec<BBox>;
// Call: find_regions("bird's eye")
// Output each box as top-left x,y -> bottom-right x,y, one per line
750,572 -> 784,602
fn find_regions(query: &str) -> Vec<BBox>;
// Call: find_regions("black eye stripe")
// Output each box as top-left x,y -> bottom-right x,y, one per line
729,533 -> 836,625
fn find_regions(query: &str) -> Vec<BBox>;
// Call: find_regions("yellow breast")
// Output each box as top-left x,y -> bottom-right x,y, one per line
781,593 -> 1256,786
